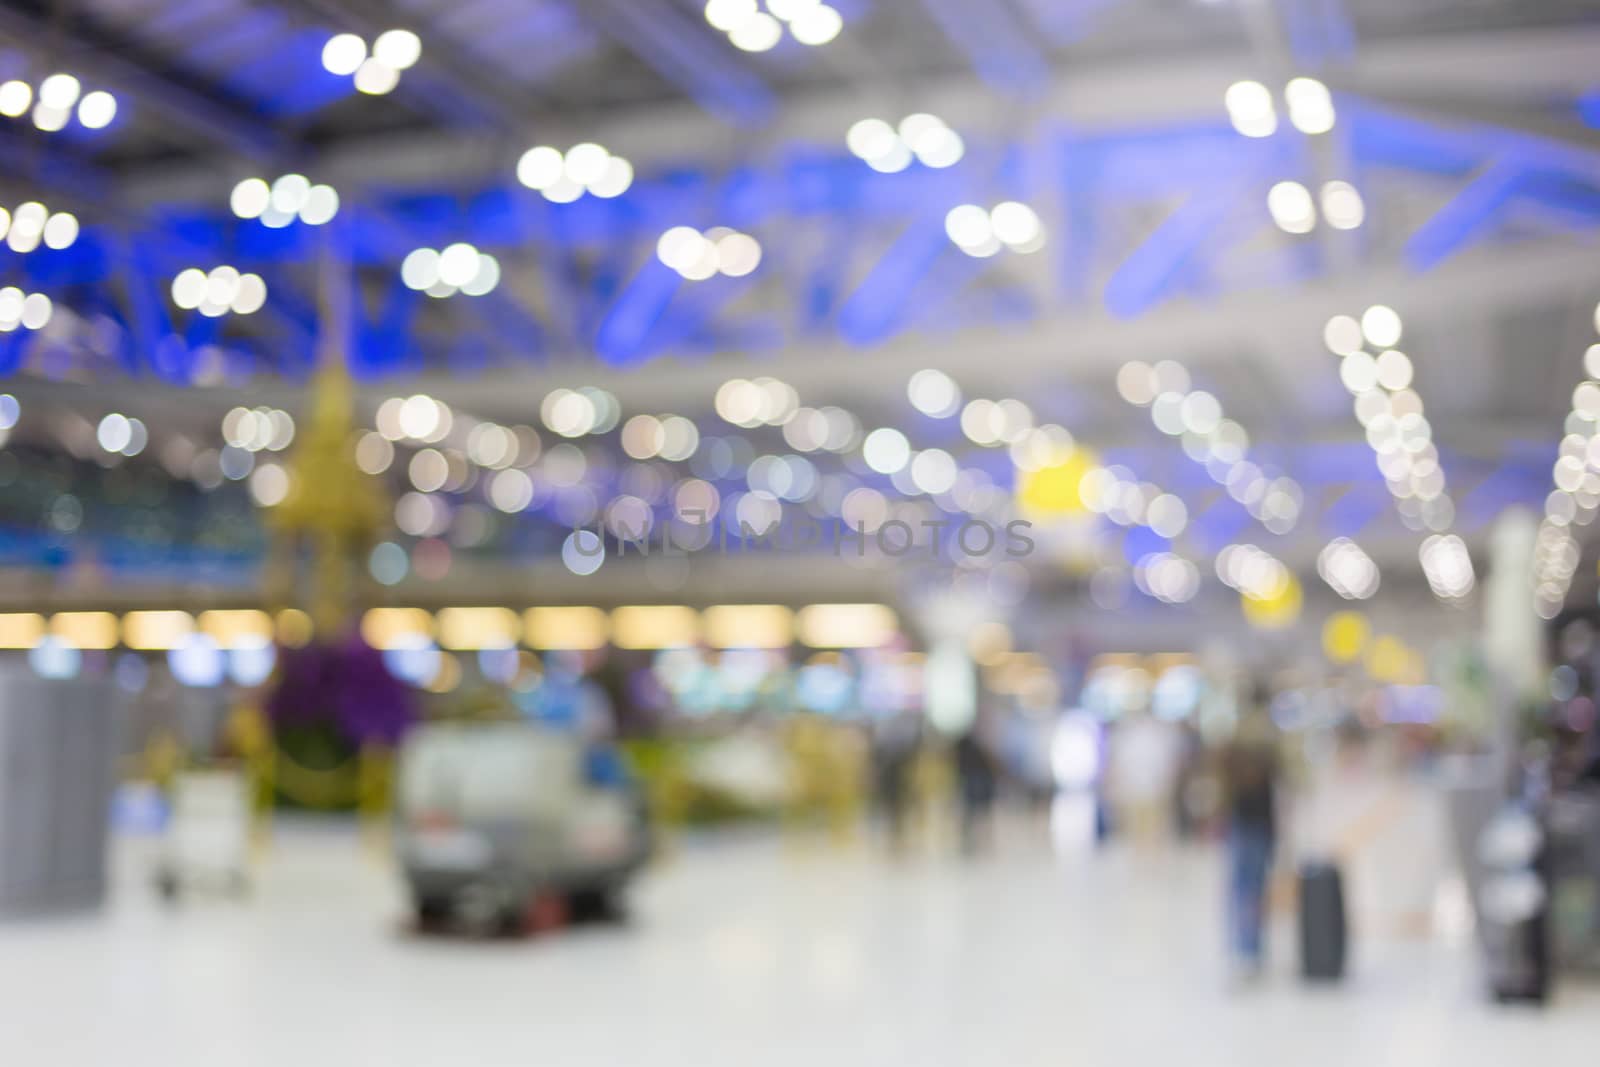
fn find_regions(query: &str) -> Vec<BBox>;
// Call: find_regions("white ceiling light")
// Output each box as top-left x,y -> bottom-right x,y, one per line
1317,538 -> 1379,599
865,141 -> 913,173
861,428 -> 910,474
438,243 -> 480,288
269,173 -> 311,215
460,253 -> 501,297
846,118 -> 896,160
1320,180 -> 1364,230
1339,351 -> 1378,394
1374,349 -> 1414,391
18,292 -> 50,331
1323,314 -> 1363,356
231,274 -> 268,315
944,204 -> 992,251
714,231 -> 762,276
588,156 -> 634,198
516,146 -> 563,190
41,212 -> 78,250
171,266 -> 266,317
0,81 -> 31,118
1361,304 -> 1403,348
322,33 -> 367,76
373,29 -> 423,71
908,369 -> 961,418
0,287 -> 51,332
517,143 -> 634,201
38,73 -> 81,111
1420,534 -> 1474,599
711,0 -> 841,49
789,4 -> 843,45
354,58 -> 399,95
947,202 -> 1043,256
31,104 -> 68,132
563,142 -> 611,186
76,90 -> 117,130
1285,76 -> 1336,135
990,201 -> 1042,248
656,226 -> 761,280
230,177 -> 270,219
912,125 -> 964,168
728,11 -> 782,51
400,246 -> 497,298
299,184 -> 340,226
326,30 -> 420,92
847,113 -> 963,171
97,413 -> 132,454
171,268 -> 207,310
400,248 -> 441,291
1146,494 -> 1188,538
1267,180 -> 1315,234
1224,80 -> 1276,138
705,0 -> 757,31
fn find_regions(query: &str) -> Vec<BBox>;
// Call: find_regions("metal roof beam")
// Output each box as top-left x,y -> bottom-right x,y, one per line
574,0 -> 775,128
0,0 -> 286,162
280,0 -> 537,131
113,22 -> 1600,204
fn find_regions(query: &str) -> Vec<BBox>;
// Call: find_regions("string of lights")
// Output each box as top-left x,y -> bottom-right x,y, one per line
1532,300 -> 1600,618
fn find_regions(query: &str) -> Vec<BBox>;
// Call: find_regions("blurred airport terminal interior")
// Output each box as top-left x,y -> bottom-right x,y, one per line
0,0 -> 1599,1063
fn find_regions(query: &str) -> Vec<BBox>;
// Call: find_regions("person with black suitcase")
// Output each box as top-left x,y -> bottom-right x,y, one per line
1221,699 -> 1282,981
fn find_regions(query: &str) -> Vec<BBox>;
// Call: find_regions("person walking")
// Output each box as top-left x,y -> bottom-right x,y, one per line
954,721 -> 998,856
1220,699 -> 1281,979
872,709 -> 921,855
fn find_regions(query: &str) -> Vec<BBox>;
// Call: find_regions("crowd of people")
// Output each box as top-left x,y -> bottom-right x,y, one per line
867,689 -> 1306,977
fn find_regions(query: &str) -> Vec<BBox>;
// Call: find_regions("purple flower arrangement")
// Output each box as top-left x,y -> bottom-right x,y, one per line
266,632 -> 415,746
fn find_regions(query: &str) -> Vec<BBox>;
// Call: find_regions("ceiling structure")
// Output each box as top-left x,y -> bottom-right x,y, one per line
0,0 -> 1598,625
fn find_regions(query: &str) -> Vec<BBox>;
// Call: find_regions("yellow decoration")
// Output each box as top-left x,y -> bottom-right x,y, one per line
1016,447 -> 1098,519
1322,611 -> 1370,664
270,744 -> 361,809
143,731 -> 183,785
1242,573 -> 1302,630
1366,634 -> 1422,684
263,355 -> 389,637
275,608 -> 315,647
225,704 -> 271,757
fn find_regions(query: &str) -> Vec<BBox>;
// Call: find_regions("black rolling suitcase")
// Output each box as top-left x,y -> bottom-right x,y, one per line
1298,860 -> 1347,981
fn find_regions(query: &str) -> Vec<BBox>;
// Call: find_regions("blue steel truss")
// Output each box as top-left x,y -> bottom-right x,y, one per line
2,91 -> 1597,385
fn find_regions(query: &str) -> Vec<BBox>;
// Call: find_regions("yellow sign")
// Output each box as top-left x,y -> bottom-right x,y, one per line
1242,574 -> 1302,630
1365,634 -> 1422,684
1016,447 -> 1098,519
1321,611 -> 1370,664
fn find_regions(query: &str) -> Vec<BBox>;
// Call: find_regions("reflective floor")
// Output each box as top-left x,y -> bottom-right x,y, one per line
2,824 -> 1595,1066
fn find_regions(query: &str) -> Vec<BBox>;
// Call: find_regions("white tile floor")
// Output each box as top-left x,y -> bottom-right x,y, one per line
1,824 -> 1595,1067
